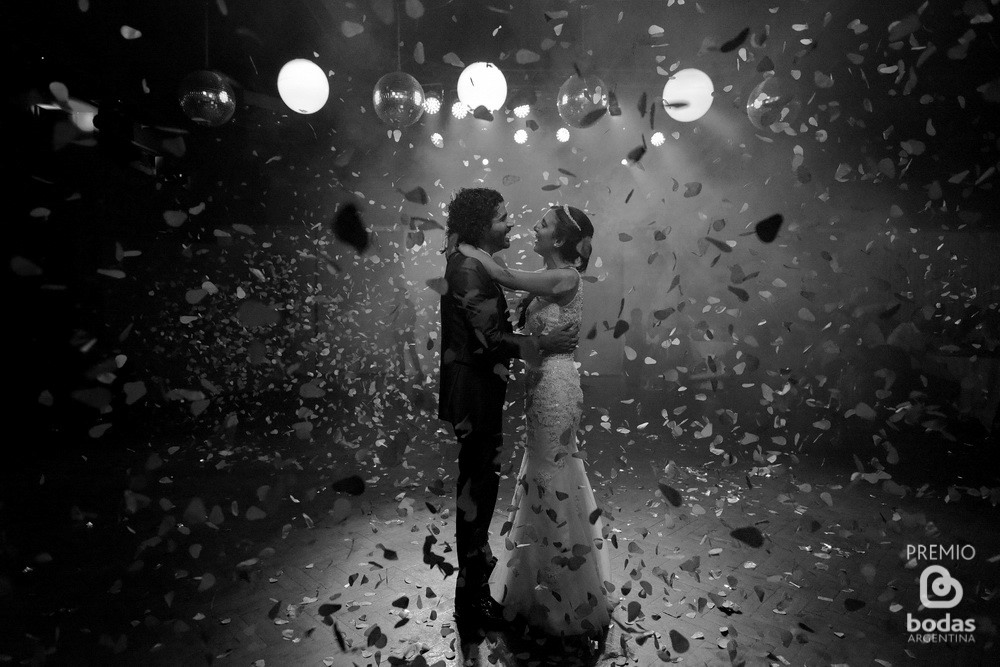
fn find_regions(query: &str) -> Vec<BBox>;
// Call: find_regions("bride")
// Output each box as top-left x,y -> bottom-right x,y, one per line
458,205 -> 615,640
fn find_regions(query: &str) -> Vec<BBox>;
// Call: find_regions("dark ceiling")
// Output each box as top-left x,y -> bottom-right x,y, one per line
7,0 -> 999,200
18,0 -> 995,123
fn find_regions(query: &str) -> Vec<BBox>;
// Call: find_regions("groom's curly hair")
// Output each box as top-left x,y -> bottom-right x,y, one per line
445,188 -> 504,248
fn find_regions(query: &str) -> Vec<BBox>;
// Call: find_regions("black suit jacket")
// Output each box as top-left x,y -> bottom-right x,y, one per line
438,252 -> 536,434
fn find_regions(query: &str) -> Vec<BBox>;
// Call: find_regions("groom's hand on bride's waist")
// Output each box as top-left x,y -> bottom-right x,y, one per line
538,322 -> 579,354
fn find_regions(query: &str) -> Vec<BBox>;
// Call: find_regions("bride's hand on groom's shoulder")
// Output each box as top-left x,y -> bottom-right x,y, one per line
458,243 -> 505,269
457,243 -> 486,260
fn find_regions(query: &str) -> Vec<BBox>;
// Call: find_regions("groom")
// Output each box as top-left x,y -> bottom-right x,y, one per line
438,188 -> 578,628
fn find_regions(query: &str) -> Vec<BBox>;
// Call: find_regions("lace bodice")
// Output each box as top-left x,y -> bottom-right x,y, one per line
520,277 -> 583,484
492,275 -> 614,639
523,280 -> 583,364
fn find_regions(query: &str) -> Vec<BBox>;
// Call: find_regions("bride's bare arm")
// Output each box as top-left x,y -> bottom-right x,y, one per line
457,244 -> 579,297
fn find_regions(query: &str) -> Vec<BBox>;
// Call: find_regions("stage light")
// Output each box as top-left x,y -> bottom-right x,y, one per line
423,95 -> 441,115
430,133 -> 444,148
451,101 -> 469,119
661,68 -> 714,122
514,129 -> 528,144
556,127 -> 570,142
457,62 -> 507,111
277,59 -> 329,114
508,88 -> 538,119
650,131 -> 665,147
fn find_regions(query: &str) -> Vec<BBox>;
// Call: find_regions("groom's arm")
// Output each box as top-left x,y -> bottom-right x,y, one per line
451,257 -> 576,361
459,244 -> 578,296
451,257 -> 535,362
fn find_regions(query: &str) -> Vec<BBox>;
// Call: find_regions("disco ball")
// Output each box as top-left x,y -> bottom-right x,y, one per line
746,75 -> 801,132
556,74 -> 609,128
373,72 -> 425,129
178,70 -> 236,127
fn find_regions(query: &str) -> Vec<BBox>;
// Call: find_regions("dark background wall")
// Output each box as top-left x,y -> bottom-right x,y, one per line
7,0 -> 999,455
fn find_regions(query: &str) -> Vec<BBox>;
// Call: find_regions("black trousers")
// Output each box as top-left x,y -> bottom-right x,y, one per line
454,425 -> 502,605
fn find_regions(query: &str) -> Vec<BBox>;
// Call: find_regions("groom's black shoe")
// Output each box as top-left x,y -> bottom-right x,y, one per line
456,596 -> 507,630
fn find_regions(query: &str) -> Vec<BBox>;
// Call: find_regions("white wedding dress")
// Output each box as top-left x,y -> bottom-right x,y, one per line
490,277 -> 615,638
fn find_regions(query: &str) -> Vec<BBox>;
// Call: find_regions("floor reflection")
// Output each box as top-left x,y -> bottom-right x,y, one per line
456,614 -> 633,666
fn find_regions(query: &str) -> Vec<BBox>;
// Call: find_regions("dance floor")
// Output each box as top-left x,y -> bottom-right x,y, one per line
3,377 -> 996,666
9,0 -> 1000,664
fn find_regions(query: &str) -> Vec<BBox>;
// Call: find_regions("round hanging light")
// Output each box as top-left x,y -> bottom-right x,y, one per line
513,129 -> 528,144
178,70 -> 237,127
650,131 -> 665,147
457,62 -> 507,111
661,68 -> 714,122
451,100 -> 469,119
277,59 -> 329,114
372,72 -> 425,129
556,127 -> 570,142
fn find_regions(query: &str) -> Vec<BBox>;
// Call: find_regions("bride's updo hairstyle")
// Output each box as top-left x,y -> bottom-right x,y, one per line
550,205 -> 595,272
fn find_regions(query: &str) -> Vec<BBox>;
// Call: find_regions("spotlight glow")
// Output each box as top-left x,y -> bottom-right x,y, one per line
423,96 -> 441,115
513,104 -> 530,118
556,127 -> 570,142
514,129 -> 528,144
650,131 -> 665,147
430,133 -> 444,148
451,101 -> 469,119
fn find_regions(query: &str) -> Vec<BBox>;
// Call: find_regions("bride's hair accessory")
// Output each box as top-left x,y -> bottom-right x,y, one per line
549,204 -> 595,272
561,204 -> 581,232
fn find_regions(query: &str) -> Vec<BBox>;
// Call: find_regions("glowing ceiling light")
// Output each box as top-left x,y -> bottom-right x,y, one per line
423,96 -> 441,115
430,133 -> 444,148
513,104 -> 530,118
513,129 -> 528,144
556,127 -> 570,142
457,62 -> 507,111
662,68 -> 714,122
451,100 -> 469,119
277,59 -> 329,114
650,131 -> 665,147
